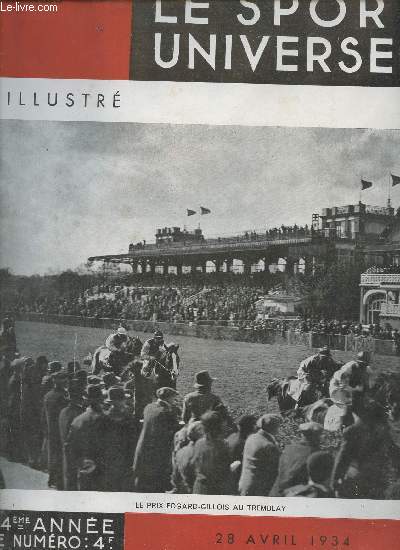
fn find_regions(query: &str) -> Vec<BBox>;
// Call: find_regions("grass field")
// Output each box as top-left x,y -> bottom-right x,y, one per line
17,321 -> 400,420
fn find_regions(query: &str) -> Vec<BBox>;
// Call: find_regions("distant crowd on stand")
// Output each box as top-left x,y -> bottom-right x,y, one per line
1,318 -> 400,499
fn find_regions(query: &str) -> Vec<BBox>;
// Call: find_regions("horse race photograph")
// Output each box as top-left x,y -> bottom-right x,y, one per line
1,120 -> 400,500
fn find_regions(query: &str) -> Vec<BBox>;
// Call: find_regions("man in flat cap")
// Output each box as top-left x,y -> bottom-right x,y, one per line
133,386 -> 181,493
43,370 -> 69,489
65,385 -> 105,491
239,414 -> 282,496
191,411 -> 231,495
170,421 -> 204,494
270,421 -> 323,496
182,370 -> 223,424
101,386 -> 137,492
59,380 -> 86,490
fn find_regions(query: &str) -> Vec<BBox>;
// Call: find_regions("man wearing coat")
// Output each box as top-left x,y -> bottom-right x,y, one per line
182,371 -> 223,423
101,386 -> 138,492
239,414 -> 282,496
43,370 -> 69,489
65,384 -> 105,491
270,421 -> 322,496
191,411 -> 231,495
133,387 -> 180,493
59,380 -> 85,490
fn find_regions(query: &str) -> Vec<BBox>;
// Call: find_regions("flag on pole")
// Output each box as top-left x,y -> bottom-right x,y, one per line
361,179 -> 373,190
187,209 -> 196,216
391,174 -> 400,186
200,206 -> 211,215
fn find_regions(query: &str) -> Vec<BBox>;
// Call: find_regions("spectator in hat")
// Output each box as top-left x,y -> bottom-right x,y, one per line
270,421 -> 323,496
284,451 -> 334,498
72,369 -> 88,394
20,357 -> 43,468
0,317 -> 17,361
182,371 -> 223,424
191,411 -> 231,495
41,361 -> 62,397
43,370 -> 69,489
7,357 -> 27,461
225,414 -> 256,491
65,384 -> 105,491
133,386 -> 181,493
171,421 -> 204,494
239,414 -> 282,496
101,387 -> 138,492
59,380 -> 86,490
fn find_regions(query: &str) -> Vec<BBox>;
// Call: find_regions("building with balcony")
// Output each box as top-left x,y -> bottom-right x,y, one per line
360,266 -> 400,328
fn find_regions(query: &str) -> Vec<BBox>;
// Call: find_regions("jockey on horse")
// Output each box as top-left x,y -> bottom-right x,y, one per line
91,325 -> 142,376
291,347 -> 340,407
140,330 -> 180,390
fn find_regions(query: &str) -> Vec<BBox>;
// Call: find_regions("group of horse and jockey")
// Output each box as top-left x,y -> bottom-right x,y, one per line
91,326 -> 180,395
267,346 -> 383,430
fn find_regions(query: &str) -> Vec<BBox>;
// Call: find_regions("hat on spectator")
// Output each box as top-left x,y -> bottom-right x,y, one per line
156,387 -> 179,401
53,371 -> 69,382
87,375 -> 102,386
299,421 -> 324,434
318,346 -> 331,356
256,413 -> 282,433
48,361 -> 63,374
356,351 -> 370,365
194,370 -> 216,388
87,384 -> 104,402
105,386 -> 126,403
73,369 -> 88,382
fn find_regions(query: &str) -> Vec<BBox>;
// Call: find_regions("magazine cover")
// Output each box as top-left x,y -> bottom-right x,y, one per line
1,1 -> 400,549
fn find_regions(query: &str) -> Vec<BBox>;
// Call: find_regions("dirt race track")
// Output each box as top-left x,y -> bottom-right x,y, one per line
17,321 -> 400,419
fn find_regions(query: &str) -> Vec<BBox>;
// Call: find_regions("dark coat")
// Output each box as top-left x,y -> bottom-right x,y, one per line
239,430 -> 280,496
225,431 -> 248,493
65,406 -> 105,491
332,420 -> 392,499
133,400 -> 179,493
171,441 -> 196,494
182,388 -> 222,423
270,440 -> 318,496
59,402 -> 85,491
101,409 -> 138,492
191,435 -> 231,495
43,387 -> 69,489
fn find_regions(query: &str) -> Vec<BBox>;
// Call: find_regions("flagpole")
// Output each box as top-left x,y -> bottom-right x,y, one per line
388,172 -> 391,208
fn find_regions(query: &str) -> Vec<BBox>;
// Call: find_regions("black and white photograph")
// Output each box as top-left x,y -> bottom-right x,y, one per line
1,120 -> 400,500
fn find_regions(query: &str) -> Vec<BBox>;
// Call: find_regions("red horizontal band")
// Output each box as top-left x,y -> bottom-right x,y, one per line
125,513 -> 400,550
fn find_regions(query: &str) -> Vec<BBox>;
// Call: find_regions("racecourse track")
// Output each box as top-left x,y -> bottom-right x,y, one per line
17,321 -> 400,419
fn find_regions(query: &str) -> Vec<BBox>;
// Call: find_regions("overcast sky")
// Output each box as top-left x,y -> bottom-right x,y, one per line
1,121 -> 399,275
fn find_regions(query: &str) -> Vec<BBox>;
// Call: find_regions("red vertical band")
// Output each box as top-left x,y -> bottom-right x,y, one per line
0,0 -> 133,79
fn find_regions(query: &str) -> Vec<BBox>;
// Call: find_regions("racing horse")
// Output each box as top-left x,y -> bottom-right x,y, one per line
266,376 -> 326,413
91,346 -> 134,376
141,343 -> 180,391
